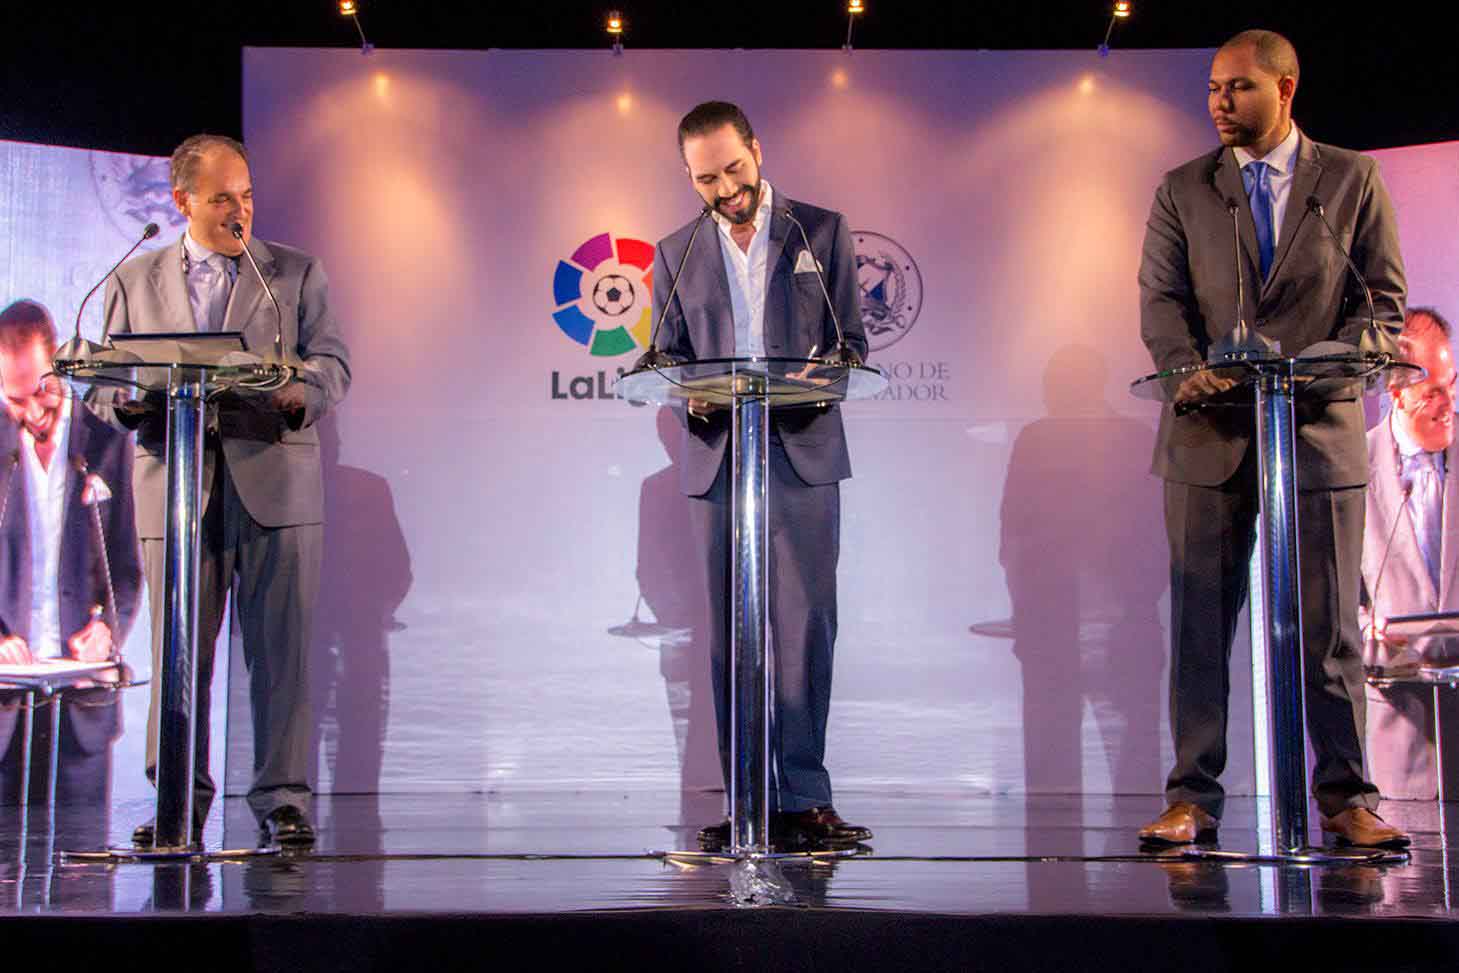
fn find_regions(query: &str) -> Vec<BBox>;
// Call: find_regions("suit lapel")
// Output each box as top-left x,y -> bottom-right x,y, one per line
1212,150 -> 1261,291
694,226 -> 735,358
1263,135 -> 1323,291
222,238 -> 274,350
150,239 -> 192,331
764,194 -> 796,354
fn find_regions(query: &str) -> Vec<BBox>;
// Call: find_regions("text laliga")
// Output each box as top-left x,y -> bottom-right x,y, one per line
551,367 -> 645,404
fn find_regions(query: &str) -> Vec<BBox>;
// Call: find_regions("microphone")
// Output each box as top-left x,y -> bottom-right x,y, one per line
73,456 -> 121,660
229,222 -> 286,364
1305,195 -> 1400,362
62,222 -> 160,360
633,205 -> 712,372
1208,198 -> 1274,361
1366,478 -> 1414,661
783,208 -> 862,368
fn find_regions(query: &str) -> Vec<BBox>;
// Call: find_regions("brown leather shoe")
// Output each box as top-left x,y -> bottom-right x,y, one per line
1320,807 -> 1410,848
1138,802 -> 1218,845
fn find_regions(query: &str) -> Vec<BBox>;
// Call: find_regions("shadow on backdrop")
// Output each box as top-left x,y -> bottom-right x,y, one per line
999,344 -> 1167,801
616,406 -> 720,812
309,414 -> 413,794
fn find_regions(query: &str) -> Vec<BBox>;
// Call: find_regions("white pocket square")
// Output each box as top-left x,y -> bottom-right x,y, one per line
794,249 -> 822,274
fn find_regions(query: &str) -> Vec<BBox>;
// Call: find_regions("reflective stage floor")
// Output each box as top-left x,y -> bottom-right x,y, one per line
3,792 -> 1458,970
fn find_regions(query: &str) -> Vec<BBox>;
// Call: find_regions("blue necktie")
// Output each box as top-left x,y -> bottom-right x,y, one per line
1243,161 -> 1275,279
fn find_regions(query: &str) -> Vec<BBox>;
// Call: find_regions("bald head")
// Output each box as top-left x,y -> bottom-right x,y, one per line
1220,30 -> 1300,86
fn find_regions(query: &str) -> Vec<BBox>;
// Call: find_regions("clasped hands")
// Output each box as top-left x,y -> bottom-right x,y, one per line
0,617 -> 114,665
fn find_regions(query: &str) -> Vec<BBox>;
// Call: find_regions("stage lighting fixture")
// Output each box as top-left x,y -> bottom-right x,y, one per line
606,10 -> 625,55
844,0 -> 865,52
337,0 -> 374,55
1099,0 -> 1131,56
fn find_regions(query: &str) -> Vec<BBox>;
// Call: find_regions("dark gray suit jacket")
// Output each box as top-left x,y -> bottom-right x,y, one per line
0,407 -> 143,751
651,192 -> 868,497
94,236 -> 351,536
1139,133 -> 1406,488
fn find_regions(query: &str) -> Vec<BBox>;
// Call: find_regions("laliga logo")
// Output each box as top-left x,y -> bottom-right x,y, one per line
551,231 -> 655,356
549,230 -> 656,401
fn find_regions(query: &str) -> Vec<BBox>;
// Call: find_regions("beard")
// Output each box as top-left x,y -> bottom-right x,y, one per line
715,179 -> 763,225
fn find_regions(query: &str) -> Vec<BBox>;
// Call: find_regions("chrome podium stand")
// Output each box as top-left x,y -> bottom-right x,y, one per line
52,339 -> 293,862
617,357 -> 884,873
1132,349 -> 1419,866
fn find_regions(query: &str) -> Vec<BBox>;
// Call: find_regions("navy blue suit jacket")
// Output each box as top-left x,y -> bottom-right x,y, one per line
651,191 -> 868,497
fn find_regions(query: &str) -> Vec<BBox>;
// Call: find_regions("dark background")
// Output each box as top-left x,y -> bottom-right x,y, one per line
3,2 -> 1454,155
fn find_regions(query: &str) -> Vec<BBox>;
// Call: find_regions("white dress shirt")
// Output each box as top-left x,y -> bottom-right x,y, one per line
1233,124 -> 1301,249
182,230 -> 238,332
711,180 -> 775,357
21,395 -> 73,659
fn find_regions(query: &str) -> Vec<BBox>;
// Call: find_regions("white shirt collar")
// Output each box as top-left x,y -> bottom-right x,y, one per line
1233,124 -> 1300,176
182,228 -> 228,267
1392,408 -> 1447,474
710,179 -> 774,236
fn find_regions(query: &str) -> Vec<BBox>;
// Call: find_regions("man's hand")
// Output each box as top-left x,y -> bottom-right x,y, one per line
271,383 -> 311,431
0,635 -> 33,665
1173,370 -> 1238,406
686,397 -> 724,423
67,619 -> 114,662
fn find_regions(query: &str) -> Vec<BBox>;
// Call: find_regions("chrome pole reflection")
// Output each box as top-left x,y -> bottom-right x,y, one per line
154,370 -> 205,850
1253,364 -> 1310,855
729,369 -> 771,855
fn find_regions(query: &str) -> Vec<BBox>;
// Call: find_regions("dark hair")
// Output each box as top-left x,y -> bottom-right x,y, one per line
1404,306 -> 1453,339
170,134 -> 249,193
1221,29 -> 1300,84
677,101 -> 755,156
0,299 -> 57,356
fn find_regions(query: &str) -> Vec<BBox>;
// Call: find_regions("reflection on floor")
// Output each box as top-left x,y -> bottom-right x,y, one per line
0,792 -> 1456,916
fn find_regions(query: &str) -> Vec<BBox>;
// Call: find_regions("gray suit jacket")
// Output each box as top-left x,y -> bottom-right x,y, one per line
1139,133 -> 1406,488
94,236 -> 351,536
1358,416 -> 1459,798
651,192 -> 868,497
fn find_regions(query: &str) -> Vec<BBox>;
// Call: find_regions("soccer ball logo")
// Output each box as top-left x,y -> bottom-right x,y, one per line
592,274 -> 636,317
551,232 -> 655,356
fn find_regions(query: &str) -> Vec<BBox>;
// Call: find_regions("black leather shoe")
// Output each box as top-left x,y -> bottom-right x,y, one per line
779,806 -> 872,848
132,818 -> 204,848
258,805 -> 316,848
697,818 -> 731,851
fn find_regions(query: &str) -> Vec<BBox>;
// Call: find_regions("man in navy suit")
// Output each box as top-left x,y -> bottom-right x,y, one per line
0,299 -> 143,809
651,102 -> 870,850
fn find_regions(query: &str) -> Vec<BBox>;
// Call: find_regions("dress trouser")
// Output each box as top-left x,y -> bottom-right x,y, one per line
687,436 -> 840,813
142,451 -> 320,823
1162,449 -> 1379,819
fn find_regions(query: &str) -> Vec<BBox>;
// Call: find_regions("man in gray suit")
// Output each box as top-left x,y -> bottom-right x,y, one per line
1137,31 -> 1408,847
651,102 -> 870,851
1361,308 -> 1459,800
94,134 -> 350,847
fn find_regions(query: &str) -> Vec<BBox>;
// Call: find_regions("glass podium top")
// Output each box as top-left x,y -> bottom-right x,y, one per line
1130,349 -> 1422,406
616,357 -> 888,407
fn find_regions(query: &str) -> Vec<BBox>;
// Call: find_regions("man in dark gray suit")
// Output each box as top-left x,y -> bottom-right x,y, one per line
651,102 -> 870,851
0,299 -> 142,810
1137,31 -> 1409,847
94,134 -> 350,847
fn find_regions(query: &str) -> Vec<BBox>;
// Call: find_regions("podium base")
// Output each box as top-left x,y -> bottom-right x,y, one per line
1179,845 -> 1410,866
59,844 -> 282,864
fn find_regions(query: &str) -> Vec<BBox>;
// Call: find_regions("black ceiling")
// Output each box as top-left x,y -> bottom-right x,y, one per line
3,2 -> 1454,155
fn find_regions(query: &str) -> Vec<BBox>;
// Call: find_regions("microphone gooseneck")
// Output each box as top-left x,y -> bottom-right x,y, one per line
634,205 -> 712,372
783,208 -> 860,368
1208,197 -> 1274,361
0,451 -> 19,533
230,222 -> 286,364
1305,195 -> 1398,362
1367,480 -> 1414,658
77,222 -> 159,353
